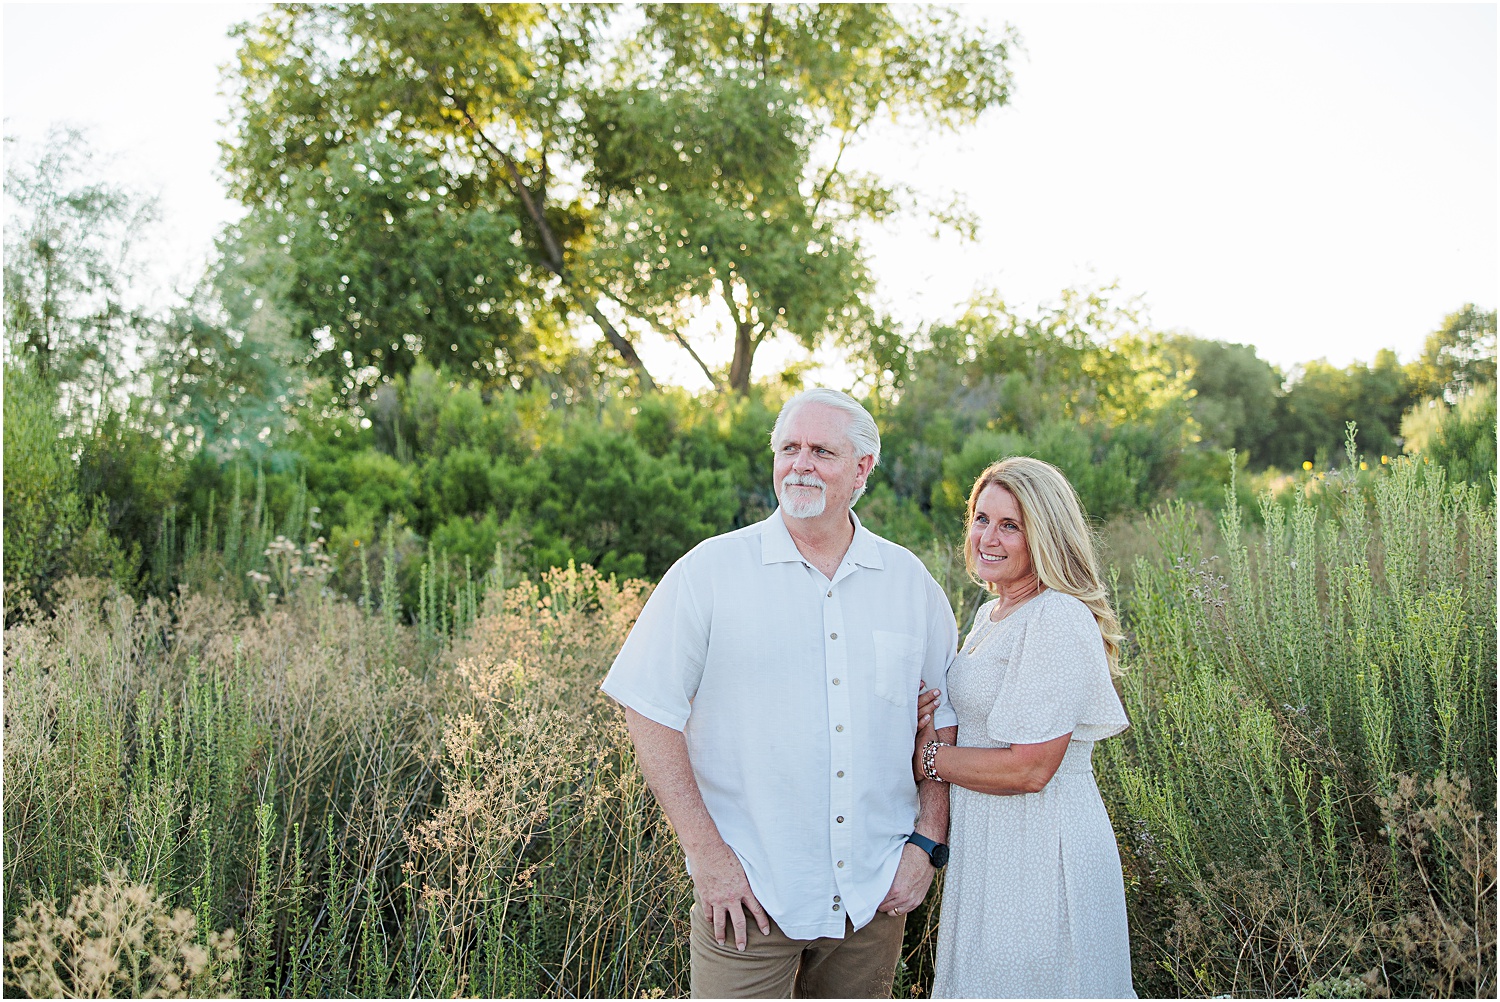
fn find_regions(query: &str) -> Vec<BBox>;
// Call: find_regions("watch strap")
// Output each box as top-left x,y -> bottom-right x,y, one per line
905,831 -> 949,868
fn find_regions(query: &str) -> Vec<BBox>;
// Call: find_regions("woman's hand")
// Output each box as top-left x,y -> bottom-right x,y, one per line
913,682 -> 941,783
917,682 -> 941,731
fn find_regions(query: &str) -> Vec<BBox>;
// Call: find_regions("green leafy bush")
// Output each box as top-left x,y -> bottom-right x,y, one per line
933,420 -> 1148,529
3,365 -> 84,611
1103,445 -> 1496,997
515,425 -> 738,580
1426,386 -> 1496,500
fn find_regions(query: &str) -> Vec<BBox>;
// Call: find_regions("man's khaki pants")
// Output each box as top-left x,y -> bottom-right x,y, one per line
689,895 -> 907,999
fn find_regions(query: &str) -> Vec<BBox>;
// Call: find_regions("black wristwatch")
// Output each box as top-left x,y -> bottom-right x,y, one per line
905,831 -> 950,869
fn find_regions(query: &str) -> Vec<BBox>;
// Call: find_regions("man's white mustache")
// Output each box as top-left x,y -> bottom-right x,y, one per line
782,474 -> 826,490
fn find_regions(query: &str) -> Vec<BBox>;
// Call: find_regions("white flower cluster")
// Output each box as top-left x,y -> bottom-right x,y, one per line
246,535 -> 335,601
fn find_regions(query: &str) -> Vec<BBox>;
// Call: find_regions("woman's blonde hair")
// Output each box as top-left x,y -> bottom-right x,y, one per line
965,456 -> 1124,674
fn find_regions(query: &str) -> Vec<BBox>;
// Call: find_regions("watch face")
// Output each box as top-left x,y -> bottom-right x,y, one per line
931,843 -> 950,869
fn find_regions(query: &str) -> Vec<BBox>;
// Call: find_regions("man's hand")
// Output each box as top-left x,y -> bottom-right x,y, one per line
623,708 -> 771,951
690,839 -> 771,952
878,843 -> 936,917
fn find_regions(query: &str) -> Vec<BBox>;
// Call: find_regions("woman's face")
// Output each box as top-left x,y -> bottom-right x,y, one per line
969,483 -> 1034,589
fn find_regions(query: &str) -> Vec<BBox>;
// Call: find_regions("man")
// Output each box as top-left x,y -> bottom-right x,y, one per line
601,388 -> 959,999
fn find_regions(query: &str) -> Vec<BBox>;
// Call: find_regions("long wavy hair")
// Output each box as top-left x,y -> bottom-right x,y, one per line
964,456 -> 1124,674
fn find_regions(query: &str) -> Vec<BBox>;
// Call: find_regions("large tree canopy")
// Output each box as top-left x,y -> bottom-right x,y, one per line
222,4 -> 627,391
1161,335 -> 1283,464
220,3 -> 1017,395
583,4 -> 1016,391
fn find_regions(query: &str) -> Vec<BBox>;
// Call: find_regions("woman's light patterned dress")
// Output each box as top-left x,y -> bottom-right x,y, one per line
931,588 -> 1135,999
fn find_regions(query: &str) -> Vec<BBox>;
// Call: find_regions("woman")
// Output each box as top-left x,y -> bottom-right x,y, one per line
916,457 -> 1134,999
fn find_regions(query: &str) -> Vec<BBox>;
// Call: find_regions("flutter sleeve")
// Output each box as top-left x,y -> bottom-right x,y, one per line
985,591 -> 1129,745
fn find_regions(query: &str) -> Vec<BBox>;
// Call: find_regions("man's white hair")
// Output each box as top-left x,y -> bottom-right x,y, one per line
771,388 -> 881,505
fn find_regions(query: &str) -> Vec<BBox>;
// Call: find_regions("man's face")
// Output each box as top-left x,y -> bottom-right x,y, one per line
772,403 -> 875,520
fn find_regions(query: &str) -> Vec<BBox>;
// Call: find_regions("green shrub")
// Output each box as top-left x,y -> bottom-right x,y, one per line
1102,446 -> 1496,997
1427,385 -> 1496,500
514,425 -> 739,580
933,420 -> 1147,530
3,365 -> 84,611
72,406 -> 186,579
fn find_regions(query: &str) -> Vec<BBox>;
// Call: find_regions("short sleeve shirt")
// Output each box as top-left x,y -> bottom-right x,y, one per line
601,508 -> 958,940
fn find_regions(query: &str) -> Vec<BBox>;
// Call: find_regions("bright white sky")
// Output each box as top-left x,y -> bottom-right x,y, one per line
4,3 -> 1496,391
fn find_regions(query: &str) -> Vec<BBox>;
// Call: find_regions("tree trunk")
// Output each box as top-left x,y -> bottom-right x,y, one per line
728,320 -> 756,395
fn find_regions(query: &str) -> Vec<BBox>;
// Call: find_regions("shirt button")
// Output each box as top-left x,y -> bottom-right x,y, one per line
833,895 -> 841,903
836,724 -> 844,732
836,816 -> 845,823
837,860 -> 845,868
831,678 -> 840,685
830,632 -> 838,639
836,770 -> 844,778
833,904 -> 841,911
827,590 -> 833,597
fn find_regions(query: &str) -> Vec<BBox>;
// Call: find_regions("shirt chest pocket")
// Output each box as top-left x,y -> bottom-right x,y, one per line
871,630 -> 923,707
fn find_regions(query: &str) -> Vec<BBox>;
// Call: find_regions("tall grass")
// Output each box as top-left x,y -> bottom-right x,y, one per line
1102,434 -> 1496,997
3,560 -> 689,997
5,438 -> 1494,997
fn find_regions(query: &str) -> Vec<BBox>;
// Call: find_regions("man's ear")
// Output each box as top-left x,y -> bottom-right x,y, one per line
854,453 -> 876,488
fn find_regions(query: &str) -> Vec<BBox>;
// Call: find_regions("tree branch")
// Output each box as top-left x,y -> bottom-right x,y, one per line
577,297 -> 657,393
610,290 -> 722,391
442,91 -> 655,391
451,101 -> 567,274
809,124 -> 856,225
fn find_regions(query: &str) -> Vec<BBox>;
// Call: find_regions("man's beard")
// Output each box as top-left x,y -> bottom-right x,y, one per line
781,473 -> 829,519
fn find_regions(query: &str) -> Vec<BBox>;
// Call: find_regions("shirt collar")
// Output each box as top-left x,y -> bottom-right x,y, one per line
762,507 -> 885,570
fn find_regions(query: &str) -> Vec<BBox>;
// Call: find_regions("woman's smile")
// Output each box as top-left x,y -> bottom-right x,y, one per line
969,483 -> 1033,588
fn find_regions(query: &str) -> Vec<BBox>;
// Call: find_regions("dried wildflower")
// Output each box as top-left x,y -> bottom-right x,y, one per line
5,870 -> 240,998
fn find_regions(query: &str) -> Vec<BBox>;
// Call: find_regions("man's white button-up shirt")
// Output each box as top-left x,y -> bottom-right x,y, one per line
601,508 -> 958,940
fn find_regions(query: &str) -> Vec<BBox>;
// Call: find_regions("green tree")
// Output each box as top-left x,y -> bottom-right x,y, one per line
1271,352 -> 1414,468
1161,335 -> 1282,463
223,3 -> 656,390
221,4 -> 1017,395
1402,384 -> 1497,501
1408,304 -> 1497,401
149,290 -> 308,461
3,128 -> 158,426
1426,386 -> 1497,499
878,285 -> 1196,522
583,3 -> 1017,392
216,135 -> 577,392
1344,348 -> 1412,459
3,130 -> 175,599
2,365 -> 84,610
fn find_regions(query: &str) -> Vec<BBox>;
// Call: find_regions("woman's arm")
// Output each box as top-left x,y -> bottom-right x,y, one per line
913,686 -> 1072,795
927,733 -> 1071,795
